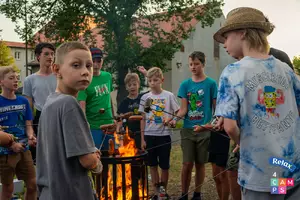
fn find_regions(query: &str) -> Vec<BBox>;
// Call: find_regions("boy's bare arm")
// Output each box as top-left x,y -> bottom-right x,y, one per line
176,98 -> 188,118
26,120 -> 37,146
25,120 -> 35,138
224,118 -> 240,144
79,152 -> 100,169
169,98 -> 188,127
78,101 -> 86,114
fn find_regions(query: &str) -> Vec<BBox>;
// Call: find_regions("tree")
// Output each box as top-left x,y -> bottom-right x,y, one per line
0,0 -> 224,104
0,41 -> 19,71
293,56 -> 300,75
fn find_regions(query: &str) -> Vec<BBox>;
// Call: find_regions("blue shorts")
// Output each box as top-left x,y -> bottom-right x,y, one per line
91,129 -> 114,150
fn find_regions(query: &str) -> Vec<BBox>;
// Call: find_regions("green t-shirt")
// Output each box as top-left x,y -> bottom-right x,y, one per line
77,71 -> 114,129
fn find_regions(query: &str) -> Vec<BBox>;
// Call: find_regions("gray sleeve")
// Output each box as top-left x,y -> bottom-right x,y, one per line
62,103 -> 97,158
22,76 -> 32,97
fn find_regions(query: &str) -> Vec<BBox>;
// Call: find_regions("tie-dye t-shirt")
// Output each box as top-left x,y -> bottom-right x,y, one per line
215,56 -> 300,192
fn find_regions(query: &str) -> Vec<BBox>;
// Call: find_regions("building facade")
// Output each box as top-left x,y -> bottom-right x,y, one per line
4,41 -> 35,84
164,15 -> 236,96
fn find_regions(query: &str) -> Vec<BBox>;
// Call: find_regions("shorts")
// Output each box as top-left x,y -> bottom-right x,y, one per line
91,129 -> 114,150
0,150 -> 36,184
208,131 -> 230,167
241,183 -> 300,200
144,135 -> 171,170
226,140 -> 240,171
180,129 -> 210,164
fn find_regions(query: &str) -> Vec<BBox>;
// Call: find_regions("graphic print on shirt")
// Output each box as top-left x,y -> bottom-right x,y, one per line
94,84 -> 109,97
257,86 -> 285,118
187,89 -> 204,120
0,104 -> 27,154
246,71 -> 294,134
129,102 -> 139,114
147,98 -> 166,124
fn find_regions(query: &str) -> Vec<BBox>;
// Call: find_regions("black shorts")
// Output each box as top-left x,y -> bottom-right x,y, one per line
208,131 -> 230,168
144,135 -> 171,170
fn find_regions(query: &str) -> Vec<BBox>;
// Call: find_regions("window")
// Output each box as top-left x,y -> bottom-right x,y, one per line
14,52 -> 21,60
214,40 -> 220,59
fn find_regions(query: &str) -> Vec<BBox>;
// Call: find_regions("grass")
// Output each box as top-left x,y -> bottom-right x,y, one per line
157,144 -> 219,199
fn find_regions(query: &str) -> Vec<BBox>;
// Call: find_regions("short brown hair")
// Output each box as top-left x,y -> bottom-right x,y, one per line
0,66 -> 16,80
124,73 -> 140,85
244,28 -> 269,53
55,41 -> 90,64
147,67 -> 163,79
189,51 -> 206,65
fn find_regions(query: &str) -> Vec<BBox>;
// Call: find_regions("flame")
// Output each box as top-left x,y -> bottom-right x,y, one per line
101,127 -> 146,200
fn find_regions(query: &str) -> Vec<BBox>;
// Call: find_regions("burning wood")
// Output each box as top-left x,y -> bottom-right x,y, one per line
108,139 -> 115,156
100,127 -> 147,200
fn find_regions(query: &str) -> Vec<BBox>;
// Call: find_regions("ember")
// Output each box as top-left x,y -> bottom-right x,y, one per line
98,127 -> 148,200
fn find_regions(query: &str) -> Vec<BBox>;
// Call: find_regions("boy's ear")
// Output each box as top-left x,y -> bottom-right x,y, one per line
240,30 -> 246,40
52,64 -> 61,78
162,78 -> 164,83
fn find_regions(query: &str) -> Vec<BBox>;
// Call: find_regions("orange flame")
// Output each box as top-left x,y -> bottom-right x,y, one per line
101,127 -> 146,200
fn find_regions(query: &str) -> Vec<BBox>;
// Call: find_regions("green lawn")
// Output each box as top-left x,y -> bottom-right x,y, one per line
149,144 -> 219,199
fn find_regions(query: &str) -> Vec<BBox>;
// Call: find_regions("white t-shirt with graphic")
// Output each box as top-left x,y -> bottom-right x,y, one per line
139,90 -> 180,136
216,56 -> 300,192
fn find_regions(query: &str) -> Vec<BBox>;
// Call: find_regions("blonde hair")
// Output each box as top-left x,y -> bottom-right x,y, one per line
0,66 -> 16,80
124,73 -> 140,85
244,28 -> 269,53
55,41 -> 90,64
147,67 -> 163,79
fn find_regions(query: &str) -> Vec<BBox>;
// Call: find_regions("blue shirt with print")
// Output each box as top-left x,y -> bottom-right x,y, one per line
0,95 -> 33,154
178,77 -> 217,128
215,56 -> 300,192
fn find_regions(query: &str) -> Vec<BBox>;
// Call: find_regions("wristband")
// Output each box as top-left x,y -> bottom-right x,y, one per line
173,117 -> 179,122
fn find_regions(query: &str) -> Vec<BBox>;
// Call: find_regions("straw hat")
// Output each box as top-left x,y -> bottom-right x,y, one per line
213,7 -> 275,44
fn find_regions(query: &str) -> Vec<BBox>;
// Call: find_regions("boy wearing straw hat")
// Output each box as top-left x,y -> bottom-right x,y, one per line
214,7 -> 300,200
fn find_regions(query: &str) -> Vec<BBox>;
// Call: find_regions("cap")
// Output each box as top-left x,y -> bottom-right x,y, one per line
90,47 -> 103,59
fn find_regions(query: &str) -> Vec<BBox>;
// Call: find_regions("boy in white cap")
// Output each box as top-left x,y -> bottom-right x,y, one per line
214,7 -> 300,200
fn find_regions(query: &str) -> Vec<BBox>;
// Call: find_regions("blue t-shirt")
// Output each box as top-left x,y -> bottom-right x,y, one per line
215,56 -> 300,192
178,77 -> 218,128
0,95 -> 33,154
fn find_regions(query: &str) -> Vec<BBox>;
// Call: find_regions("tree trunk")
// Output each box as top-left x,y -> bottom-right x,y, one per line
116,66 -> 128,107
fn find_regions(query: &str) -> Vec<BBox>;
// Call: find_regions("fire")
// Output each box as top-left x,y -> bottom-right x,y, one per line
101,127 -> 145,200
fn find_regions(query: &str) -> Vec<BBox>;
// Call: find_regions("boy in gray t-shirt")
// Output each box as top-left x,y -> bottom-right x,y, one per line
36,41 -> 102,199
23,42 -> 56,162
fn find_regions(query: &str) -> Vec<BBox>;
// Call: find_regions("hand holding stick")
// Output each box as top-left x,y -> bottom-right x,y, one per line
0,130 -> 17,147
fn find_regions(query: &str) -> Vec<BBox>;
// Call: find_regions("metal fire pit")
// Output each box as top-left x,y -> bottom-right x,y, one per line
96,150 -> 148,200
